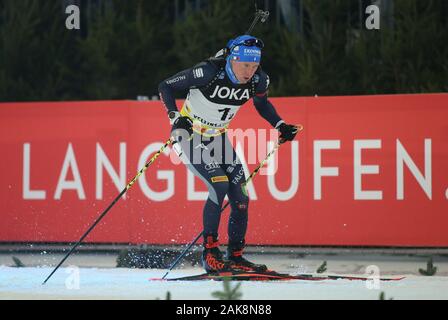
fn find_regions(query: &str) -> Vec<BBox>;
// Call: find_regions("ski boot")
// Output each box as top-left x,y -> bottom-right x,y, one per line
227,243 -> 268,273
202,236 -> 233,274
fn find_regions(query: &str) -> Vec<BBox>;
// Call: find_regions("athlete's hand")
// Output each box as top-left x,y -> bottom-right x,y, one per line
171,116 -> 193,141
277,123 -> 299,143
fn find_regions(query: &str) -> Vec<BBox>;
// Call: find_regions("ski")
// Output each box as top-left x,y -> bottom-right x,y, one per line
150,270 -> 405,282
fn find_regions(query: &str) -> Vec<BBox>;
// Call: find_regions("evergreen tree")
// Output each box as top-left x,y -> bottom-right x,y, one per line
172,0 -> 254,67
0,0 -> 77,101
0,0 -> 446,101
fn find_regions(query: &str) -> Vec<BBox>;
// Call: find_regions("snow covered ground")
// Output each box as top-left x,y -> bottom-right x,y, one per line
1,252 -> 447,300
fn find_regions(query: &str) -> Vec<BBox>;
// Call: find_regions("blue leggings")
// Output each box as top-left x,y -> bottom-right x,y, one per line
177,132 -> 249,246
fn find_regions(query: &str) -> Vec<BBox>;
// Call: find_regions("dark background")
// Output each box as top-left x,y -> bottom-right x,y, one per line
0,0 -> 447,102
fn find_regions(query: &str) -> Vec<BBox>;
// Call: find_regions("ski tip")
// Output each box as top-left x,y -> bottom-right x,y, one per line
148,278 -> 167,282
389,276 -> 406,281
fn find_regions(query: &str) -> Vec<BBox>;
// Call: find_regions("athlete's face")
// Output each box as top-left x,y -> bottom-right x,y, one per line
231,61 -> 260,84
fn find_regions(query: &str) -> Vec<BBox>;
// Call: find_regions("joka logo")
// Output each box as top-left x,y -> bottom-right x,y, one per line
210,86 -> 250,100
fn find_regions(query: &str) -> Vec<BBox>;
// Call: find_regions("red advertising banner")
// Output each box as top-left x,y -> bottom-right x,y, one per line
0,94 -> 447,246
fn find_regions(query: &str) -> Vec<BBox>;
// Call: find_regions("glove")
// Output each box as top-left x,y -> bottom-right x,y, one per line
277,123 -> 299,142
171,116 -> 193,141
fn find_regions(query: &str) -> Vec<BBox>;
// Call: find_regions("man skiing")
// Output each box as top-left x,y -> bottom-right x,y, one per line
158,35 -> 299,274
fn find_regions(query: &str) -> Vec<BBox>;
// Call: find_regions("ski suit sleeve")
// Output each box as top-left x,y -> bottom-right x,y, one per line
158,62 -> 218,113
252,71 -> 284,129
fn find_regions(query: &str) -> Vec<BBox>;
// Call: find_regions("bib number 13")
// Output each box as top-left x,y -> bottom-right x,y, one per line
218,108 -> 235,121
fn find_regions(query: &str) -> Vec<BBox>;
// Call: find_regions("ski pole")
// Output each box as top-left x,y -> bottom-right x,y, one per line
42,138 -> 174,285
161,129 -> 303,280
